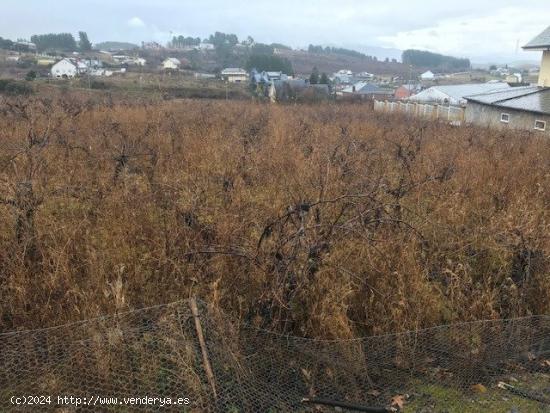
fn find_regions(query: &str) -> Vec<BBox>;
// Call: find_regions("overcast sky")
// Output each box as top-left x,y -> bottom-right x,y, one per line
1,0 -> 548,62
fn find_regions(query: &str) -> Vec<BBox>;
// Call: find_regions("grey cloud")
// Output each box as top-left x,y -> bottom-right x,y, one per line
0,0 -> 547,61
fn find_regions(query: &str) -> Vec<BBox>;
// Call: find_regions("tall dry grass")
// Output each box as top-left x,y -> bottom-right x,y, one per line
0,96 -> 548,338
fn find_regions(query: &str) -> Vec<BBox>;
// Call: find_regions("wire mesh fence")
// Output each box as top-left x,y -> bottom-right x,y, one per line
1,299 -> 549,412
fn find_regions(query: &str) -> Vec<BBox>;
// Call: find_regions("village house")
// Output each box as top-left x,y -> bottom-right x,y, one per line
332,69 -> 353,84
134,57 -> 147,66
264,71 -> 284,82
394,84 -> 422,100
51,58 -> 88,78
162,58 -> 181,70
13,41 -> 36,52
355,71 -> 374,80
463,25 -> 550,135
340,82 -> 394,100
505,73 -> 523,84
250,70 -> 291,85
198,42 -> 215,51
420,70 -> 435,81
409,83 -> 511,106
221,68 -> 248,83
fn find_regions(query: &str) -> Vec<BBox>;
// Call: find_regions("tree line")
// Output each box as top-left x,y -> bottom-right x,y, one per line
245,54 -> 293,75
170,36 -> 202,48
306,44 -> 397,63
28,32 -> 92,52
402,49 -> 470,71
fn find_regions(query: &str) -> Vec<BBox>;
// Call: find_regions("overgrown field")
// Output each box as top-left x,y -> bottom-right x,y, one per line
0,96 -> 549,337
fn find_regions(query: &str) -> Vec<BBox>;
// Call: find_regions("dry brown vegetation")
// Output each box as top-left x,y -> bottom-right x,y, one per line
0,96 -> 549,337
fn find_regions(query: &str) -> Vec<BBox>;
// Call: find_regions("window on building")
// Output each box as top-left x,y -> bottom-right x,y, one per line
500,113 -> 510,123
534,120 -> 546,131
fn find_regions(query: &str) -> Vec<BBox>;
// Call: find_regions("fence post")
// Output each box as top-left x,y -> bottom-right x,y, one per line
189,298 -> 218,400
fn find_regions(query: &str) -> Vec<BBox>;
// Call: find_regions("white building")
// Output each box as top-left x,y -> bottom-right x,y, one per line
51,59 -> 79,78
162,58 -> 181,70
199,42 -> 215,51
51,58 -> 90,78
505,73 -> 523,84
420,70 -> 435,80
112,55 -> 130,64
333,69 -> 354,83
134,57 -> 147,66
221,68 -> 249,83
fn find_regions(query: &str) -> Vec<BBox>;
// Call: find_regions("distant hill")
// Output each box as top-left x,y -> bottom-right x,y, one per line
277,49 -> 412,76
95,41 -> 139,51
402,49 -> 470,71
342,45 -> 403,62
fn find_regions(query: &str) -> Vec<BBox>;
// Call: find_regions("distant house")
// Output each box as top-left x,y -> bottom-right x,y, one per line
333,69 -> 354,84
340,82 -> 394,99
356,71 -> 374,80
264,71 -> 285,82
162,58 -> 181,70
51,58 -> 88,79
420,70 -> 435,81
199,42 -> 215,51
75,60 -> 89,74
221,68 -> 249,83
409,83 -> 511,105
250,70 -> 290,85
34,55 -> 56,66
13,41 -> 36,52
505,73 -> 523,84
394,84 -> 421,100
194,72 -> 216,79
131,57 -> 147,66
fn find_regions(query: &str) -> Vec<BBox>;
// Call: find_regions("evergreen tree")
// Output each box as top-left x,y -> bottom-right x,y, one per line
25,71 -> 37,81
79,32 -> 92,52
319,73 -> 329,84
309,67 -> 319,84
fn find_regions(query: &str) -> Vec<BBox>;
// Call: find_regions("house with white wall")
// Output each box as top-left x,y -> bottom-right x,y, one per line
51,59 -> 79,78
221,68 -> 249,83
420,70 -> 435,81
162,58 -> 181,70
